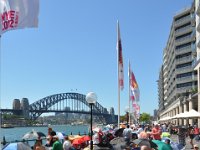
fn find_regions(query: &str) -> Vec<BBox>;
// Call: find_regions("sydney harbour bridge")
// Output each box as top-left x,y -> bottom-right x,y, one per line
0,92 -> 118,124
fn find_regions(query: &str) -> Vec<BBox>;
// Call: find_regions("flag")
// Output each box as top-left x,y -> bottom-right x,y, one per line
117,21 -> 124,90
132,101 -> 140,119
0,0 -> 39,35
130,71 -> 140,101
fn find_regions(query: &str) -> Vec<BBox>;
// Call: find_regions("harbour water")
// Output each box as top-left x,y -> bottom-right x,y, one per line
0,124 -> 89,148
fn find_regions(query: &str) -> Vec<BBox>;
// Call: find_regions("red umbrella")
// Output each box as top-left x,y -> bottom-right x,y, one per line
82,135 -> 91,142
72,138 -> 84,145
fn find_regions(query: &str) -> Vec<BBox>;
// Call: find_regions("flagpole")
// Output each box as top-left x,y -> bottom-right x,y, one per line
117,21 -> 120,129
128,60 -> 131,125
0,35 -> 1,109
118,64 -> 120,129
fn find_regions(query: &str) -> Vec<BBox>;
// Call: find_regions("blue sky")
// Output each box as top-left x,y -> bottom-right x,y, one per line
1,0 -> 192,115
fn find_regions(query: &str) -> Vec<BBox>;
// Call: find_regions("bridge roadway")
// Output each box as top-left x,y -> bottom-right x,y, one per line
0,92 -> 118,124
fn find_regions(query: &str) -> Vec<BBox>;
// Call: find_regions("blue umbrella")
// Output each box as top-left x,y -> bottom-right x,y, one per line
2,142 -> 32,150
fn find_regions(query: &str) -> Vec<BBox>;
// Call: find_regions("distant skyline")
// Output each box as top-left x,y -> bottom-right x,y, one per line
0,0 -> 193,115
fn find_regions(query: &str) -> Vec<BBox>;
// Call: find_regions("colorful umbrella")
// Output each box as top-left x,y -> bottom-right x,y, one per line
81,135 -> 91,141
72,138 -> 84,145
22,129 -> 46,139
2,142 -> 32,150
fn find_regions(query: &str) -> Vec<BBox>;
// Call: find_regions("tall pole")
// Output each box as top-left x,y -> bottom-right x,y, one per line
90,104 -> 93,150
117,21 -> 120,129
126,112 -> 129,125
0,35 -> 3,127
128,60 -> 131,125
118,65 -> 120,129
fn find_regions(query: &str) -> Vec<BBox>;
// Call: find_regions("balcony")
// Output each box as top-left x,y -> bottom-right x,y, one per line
176,85 -> 194,93
176,76 -> 193,84
175,45 -> 191,55
174,15 -> 193,27
163,58 -> 167,65
176,56 -> 192,65
175,35 -> 192,46
175,25 -> 192,37
175,66 -> 193,74
163,70 -> 168,77
163,64 -> 168,71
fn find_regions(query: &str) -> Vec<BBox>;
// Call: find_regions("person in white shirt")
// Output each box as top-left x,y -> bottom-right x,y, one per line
63,136 -> 72,150
137,125 -> 144,138
123,125 -> 132,145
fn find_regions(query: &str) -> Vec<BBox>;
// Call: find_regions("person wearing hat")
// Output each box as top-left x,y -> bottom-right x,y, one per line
52,135 -> 63,150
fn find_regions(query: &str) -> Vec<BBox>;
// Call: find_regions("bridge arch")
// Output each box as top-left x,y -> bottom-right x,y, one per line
29,92 -> 108,120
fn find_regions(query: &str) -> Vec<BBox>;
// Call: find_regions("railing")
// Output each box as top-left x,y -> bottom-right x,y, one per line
176,76 -> 193,82
175,35 -> 191,43
175,56 -> 192,64
176,86 -> 194,93
175,25 -> 191,35
174,15 -> 192,26
175,45 -> 191,55
176,66 -> 192,74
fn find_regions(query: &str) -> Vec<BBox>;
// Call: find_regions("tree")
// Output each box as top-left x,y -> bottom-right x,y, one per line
139,112 -> 151,123
120,115 -> 126,123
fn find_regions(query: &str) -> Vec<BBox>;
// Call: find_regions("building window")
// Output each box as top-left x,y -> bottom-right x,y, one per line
176,62 -> 192,69
177,72 -> 192,78
177,82 -> 193,88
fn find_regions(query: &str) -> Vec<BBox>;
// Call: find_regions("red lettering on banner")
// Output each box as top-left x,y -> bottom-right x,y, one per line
1,10 -> 19,31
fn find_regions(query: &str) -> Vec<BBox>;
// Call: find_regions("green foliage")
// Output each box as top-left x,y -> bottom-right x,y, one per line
2,114 -> 23,119
191,87 -> 198,94
139,112 -> 151,123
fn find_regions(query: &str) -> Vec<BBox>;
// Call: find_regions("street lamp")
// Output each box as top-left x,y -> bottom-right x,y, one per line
86,92 -> 97,150
125,106 -> 129,125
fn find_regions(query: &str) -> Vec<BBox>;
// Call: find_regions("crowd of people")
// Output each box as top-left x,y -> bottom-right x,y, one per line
3,123 -> 199,150
121,123 -> 200,150
29,123 -> 200,150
